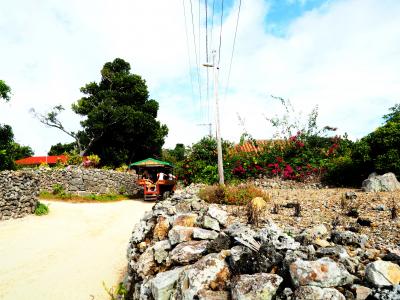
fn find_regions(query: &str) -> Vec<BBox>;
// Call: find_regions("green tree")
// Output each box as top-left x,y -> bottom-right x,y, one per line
0,124 -> 34,170
32,58 -> 168,166
48,142 -> 76,155
0,80 -> 11,101
181,137 -> 232,185
360,103 -> 400,176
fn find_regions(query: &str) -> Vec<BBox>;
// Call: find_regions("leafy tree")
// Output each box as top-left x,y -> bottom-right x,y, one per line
0,124 -> 34,170
181,137 -> 232,185
360,103 -> 400,176
48,142 -> 76,155
32,58 -> 168,166
0,80 -> 11,101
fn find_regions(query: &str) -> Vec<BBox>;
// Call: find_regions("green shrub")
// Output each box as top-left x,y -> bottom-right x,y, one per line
35,202 -> 49,216
52,184 -> 65,196
199,184 -> 269,206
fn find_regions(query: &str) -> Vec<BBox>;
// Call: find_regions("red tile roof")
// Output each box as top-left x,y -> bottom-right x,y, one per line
15,155 -> 68,165
232,139 -> 288,154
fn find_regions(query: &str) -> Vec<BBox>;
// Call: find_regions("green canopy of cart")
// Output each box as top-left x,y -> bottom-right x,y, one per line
129,158 -> 173,168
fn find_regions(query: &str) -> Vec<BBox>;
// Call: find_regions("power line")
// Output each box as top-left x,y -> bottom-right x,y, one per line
217,0 -> 224,67
189,0 -> 202,106
224,0 -> 242,101
182,0 -> 195,104
205,0 -> 211,125
209,0 -> 216,52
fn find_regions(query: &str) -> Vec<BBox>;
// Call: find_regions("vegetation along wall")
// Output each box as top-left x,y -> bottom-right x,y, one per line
0,171 -> 39,220
32,167 -> 139,196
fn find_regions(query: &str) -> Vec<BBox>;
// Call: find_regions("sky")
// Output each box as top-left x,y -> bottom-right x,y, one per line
0,0 -> 399,156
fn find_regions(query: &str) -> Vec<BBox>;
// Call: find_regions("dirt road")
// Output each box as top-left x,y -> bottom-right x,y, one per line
0,199 -> 153,300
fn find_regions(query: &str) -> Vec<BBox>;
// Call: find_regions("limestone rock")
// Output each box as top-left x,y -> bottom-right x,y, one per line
231,273 -> 283,300
225,223 -> 256,240
294,286 -> 346,300
203,216 -> 221,231
170,240 -> 209,264
136,247 -> 156,279
290,257 -> 354,287
301,224 -> 329,242
207,232 -> 232,253
351,285 -> 372,300
168,226 -> 194,245
153,240 -> 172,264
362,172 -> 400,192
173,213 -> 198,227
331,231 -> 368,248
153,216 -> 170,240
208,205 -> 228,225
150,267 -> 186,300
197,290 -> 230,300
193,228 -> 219,240
365,260 -> 400,286
176,252 -> 230,300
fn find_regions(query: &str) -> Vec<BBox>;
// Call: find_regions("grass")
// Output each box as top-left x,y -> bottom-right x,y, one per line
39,190 -> 130,203
35,202 -> 49,215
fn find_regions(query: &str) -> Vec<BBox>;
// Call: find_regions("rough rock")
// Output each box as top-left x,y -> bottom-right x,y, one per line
197,290 -> 230,300
362,172 -> 400,192
168,226 -> 194,245
208,205 -> 228,226
300,224 -> 329,243
345,191 -> 357,200
294,286 -> 346,300
136,247 -> 156,279
290,257 -> 354,287
203,216 -> 221,231
153,240 -> 172,264
231,273 -> 283,300
150,267 -> 186,300
173,213 -> 198,227
331,230 -> 368,248
229,246 -> 272,275
207,232 -> 232,253
170,240 -> 209,264
176,252 -> 230,300
351,285 -> 372,300
193,227 -> 219,240
370,285 -> 400,300
225,223 -> 257,240
365,260 -> 400,286
153,216 -> 170,240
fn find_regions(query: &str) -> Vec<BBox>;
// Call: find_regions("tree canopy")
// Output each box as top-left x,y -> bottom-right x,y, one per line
48,142 -> 76,156
0,124 -> 34,170
0,80 -> 11,101
35,58 -> 168,166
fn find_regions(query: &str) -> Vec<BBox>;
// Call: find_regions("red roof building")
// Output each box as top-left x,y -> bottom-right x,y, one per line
15,155 -> 68,166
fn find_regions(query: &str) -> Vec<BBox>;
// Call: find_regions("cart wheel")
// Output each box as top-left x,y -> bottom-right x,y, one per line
163,191 -> 170,200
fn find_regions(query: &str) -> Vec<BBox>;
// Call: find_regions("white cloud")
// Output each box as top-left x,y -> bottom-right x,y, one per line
1,0 -> 399,157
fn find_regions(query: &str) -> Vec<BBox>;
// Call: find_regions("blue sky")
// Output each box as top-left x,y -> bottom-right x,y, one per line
1,0 -> 400,156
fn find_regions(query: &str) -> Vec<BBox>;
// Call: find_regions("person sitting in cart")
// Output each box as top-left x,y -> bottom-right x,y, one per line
157,172 -> 166,181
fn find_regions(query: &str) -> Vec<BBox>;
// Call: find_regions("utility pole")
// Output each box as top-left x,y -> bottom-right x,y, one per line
203,50 -> 224,185
197,123 -> 212,137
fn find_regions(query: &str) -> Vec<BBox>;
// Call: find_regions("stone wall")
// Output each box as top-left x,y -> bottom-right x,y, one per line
0,171 -> 39,220
31,167 -> 139,196
124,185 -> 400,300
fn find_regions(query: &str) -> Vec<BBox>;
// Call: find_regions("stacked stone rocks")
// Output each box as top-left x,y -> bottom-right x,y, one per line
0,170 -> 39,220
125,186 -> 400,300
29,167 -> 139,196
125,189 -> 400,300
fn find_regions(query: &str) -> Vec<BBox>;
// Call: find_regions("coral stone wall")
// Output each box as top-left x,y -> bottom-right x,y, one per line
32,167 -> 139,196
0,171 -> 39,220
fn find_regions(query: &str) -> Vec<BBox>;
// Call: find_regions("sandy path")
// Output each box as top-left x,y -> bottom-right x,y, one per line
0,199 -> 153,300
